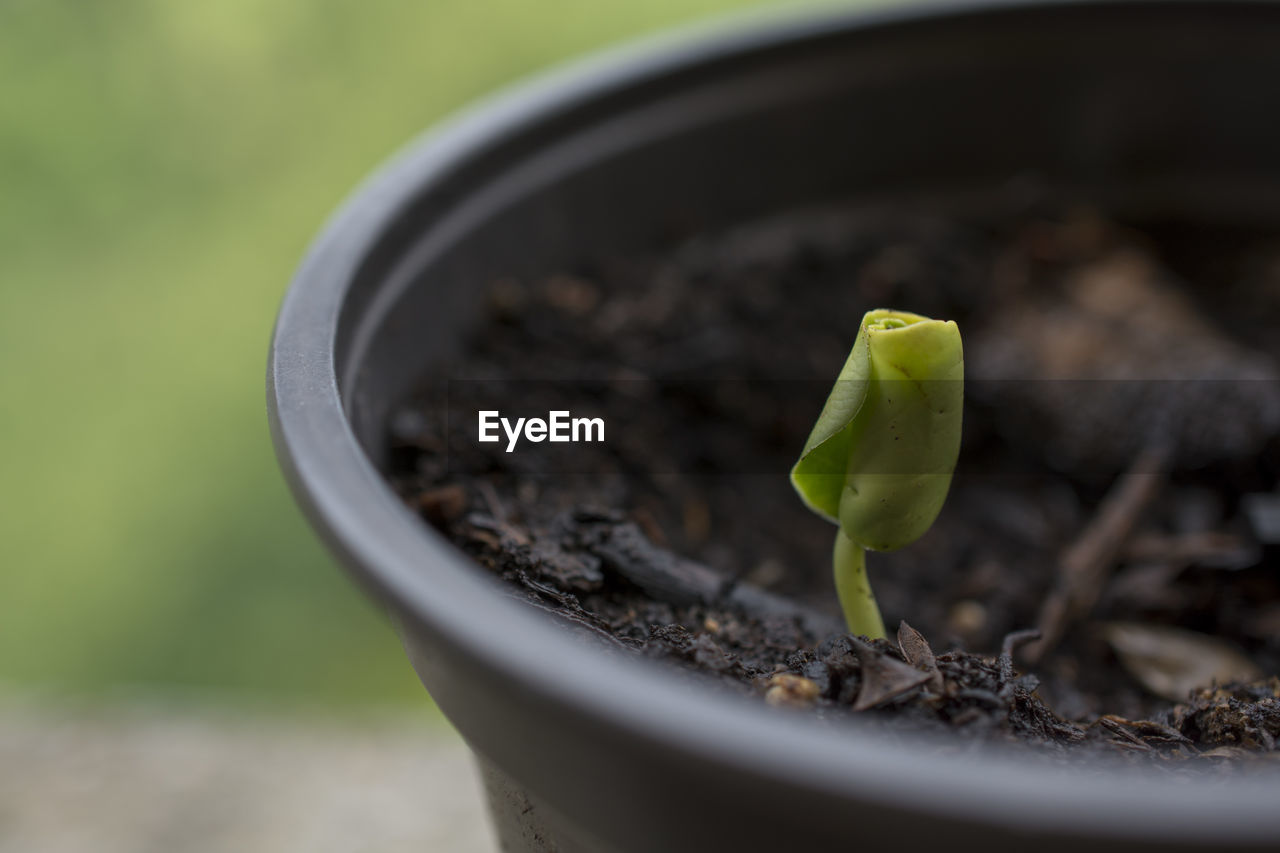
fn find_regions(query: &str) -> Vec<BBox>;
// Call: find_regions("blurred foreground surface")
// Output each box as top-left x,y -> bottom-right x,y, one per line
0,693 -> 492,853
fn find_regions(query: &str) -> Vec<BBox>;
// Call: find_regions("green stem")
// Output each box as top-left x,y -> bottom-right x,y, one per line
833,528 -> 886,639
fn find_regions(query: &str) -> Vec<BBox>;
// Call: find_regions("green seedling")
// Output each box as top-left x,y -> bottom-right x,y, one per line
791,309 -> 964,639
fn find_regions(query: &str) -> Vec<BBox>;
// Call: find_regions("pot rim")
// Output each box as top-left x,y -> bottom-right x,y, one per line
269,0 -> 1280,841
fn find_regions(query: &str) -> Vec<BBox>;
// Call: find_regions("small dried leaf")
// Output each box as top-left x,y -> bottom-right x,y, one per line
896,620 -> 944,692
1093,715 -> 1192,748
896,620 -> 933,667
1197,746 -> 1253,761
1102,622 -> 1263,702
851,639 -> 932,711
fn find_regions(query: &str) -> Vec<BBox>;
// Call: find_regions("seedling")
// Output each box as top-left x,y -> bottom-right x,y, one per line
791,309 -> 963,639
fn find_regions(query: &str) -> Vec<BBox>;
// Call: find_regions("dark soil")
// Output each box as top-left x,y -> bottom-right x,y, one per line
388,203 -> 1280,767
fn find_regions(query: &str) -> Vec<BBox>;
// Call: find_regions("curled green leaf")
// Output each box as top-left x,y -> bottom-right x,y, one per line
791,309 -> 963,637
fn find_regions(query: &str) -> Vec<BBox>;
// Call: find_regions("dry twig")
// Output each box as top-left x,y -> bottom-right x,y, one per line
1025,443 -> 1171,662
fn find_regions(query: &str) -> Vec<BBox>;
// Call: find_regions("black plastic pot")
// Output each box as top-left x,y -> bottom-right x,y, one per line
269,2 -> 1280,850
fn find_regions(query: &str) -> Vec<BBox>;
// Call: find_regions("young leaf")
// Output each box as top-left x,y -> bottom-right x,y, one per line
793,309 -> 963,550
792,309 -> 963,637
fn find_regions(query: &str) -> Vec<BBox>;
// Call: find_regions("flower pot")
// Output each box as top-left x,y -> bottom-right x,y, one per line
269,2 -> 1280,850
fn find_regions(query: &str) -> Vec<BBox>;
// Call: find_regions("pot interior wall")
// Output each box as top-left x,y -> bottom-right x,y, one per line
335,2 -> 1280,467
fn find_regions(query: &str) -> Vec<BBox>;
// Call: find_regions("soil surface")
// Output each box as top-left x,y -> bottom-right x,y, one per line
388,203 -> 1280,767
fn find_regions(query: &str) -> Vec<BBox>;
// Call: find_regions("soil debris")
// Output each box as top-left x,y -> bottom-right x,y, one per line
1169,678 -> 1280,752
970,246 -> 1280,470
851,638 -> 935,711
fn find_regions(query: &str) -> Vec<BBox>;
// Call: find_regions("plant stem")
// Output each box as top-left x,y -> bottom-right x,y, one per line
833,528 -> 886,640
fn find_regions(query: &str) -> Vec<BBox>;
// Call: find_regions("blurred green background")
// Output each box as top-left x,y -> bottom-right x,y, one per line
0,0 -> 841,712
